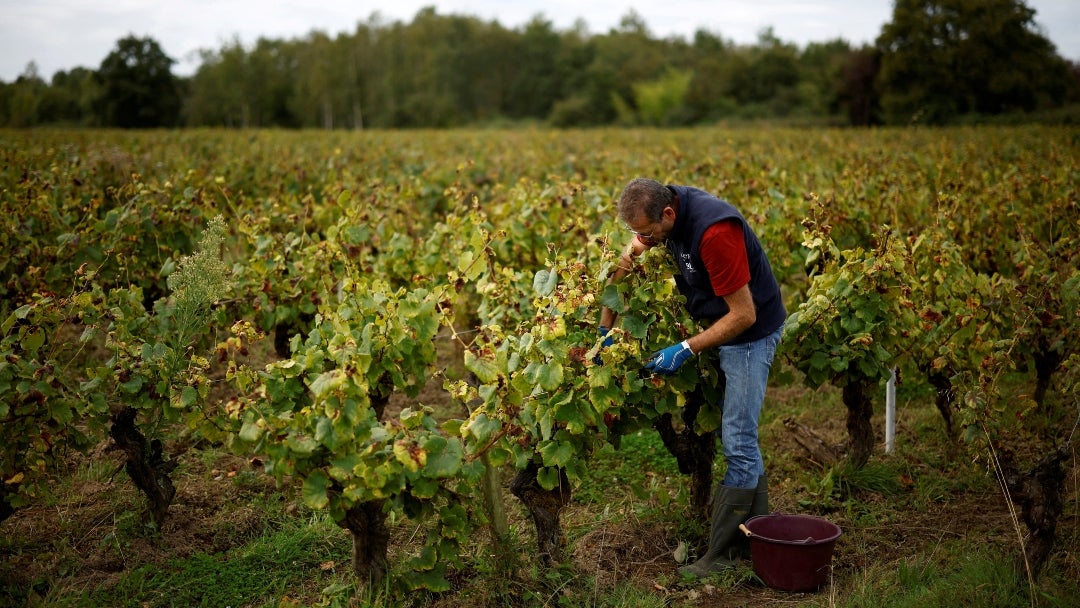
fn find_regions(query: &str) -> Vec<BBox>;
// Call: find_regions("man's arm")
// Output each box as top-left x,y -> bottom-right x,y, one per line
684,283 -> 756,353
599,237 -> 652,328
686,220 -> 755,351
643,285 -> 756,375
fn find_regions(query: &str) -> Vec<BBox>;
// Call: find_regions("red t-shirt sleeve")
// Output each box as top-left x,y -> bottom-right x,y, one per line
700,220 -> 750,297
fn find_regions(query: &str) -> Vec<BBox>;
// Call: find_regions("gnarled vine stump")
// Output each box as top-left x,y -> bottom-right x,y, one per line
1001,445 -> 1068,579
0,484 -> 15,524
110,406 -> 177,529
510,461 -> 570,565
339,500 -> 390,588
842,379 -> 875,469
653,403 -> 716,521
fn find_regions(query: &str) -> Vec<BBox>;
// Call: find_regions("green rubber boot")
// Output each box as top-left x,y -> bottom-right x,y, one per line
727,474 -> 768,561
678,483 -> 757,579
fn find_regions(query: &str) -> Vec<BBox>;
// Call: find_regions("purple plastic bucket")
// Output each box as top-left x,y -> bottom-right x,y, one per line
741,514 -> 841,592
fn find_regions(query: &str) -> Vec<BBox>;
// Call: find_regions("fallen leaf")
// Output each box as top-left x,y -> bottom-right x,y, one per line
673,540 -> 688,563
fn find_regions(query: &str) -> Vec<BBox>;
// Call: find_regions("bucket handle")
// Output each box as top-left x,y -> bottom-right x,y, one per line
739,523 -> 816,544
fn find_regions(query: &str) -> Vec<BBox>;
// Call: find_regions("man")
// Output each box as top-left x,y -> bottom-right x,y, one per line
599,178 -> 785,578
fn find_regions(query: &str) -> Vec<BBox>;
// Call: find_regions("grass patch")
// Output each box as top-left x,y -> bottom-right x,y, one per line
832,547 -> 1038,608
52,512 -> 350,608
574,430 -> 686,507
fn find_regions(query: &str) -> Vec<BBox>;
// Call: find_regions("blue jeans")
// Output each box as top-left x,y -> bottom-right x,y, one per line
714,325 -> 782,489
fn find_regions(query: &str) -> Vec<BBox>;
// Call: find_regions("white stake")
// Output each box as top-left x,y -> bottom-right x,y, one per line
885,368 -> 897,454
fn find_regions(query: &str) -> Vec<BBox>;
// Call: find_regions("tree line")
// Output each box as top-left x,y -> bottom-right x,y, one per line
2,0 -> 1078,129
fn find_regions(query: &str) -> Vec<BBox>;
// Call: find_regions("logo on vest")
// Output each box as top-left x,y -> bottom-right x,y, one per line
680,253 -> 696,273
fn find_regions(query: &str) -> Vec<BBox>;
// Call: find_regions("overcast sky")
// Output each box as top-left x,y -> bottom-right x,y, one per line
2,1 -> 1078,82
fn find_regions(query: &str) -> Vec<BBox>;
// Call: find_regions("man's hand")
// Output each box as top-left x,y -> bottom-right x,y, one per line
599,327 -> 614,347
594,327 -> 615,364
644,341 -> 694,375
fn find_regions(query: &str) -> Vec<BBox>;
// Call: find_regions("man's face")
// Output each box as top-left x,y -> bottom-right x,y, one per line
625,205 -> 675,246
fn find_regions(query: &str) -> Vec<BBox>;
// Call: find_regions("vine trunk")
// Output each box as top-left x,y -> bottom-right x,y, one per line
510,461 -> 571,565
842,378 -> 874,469
1002,445 -> 1068,579
653,399 -> 716,521
339,500 -> 390,589
109,405 -> 177,529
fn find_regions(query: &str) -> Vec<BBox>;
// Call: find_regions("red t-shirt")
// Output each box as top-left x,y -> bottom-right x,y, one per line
700,220 -> 750,297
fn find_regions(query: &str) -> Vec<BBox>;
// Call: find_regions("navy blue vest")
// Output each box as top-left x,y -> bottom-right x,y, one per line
665,185 -> 786,344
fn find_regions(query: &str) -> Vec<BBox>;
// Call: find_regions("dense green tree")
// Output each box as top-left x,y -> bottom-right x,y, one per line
0,82 -> 9,125
386,8 -> 460,127
185,40 -> 247,126
186,37 -> 299,127
2,63 -> 47,127
349,16 -> 394,128
836,46 -> 881,126
42,68 -> 100,125
334,31 -> 368,129
407,12 -> 518,124
683,31 -> 739,122
728,29 -> 802,114
876,0 -> 1073,123
546,22 -> 595,127
633,67 -> 693,125
367,21 -> 413,127
248,39 -> 301,127
798,39 -> 854,118
554,10 -> 670,126
96,35 -> 181,127
290,31 -> 343,128
506,16 -> 564,119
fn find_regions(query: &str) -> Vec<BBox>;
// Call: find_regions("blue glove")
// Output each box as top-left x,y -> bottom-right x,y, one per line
599,327 -> 614,348
644,341 -> 694,375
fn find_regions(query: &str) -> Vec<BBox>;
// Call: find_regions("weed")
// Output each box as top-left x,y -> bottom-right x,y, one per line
70,512 -> 349,607
574,430 -> 685,509
835,547 -> 1032,608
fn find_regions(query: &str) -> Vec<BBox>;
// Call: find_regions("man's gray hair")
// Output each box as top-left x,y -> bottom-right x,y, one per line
617,178 -> 674,224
